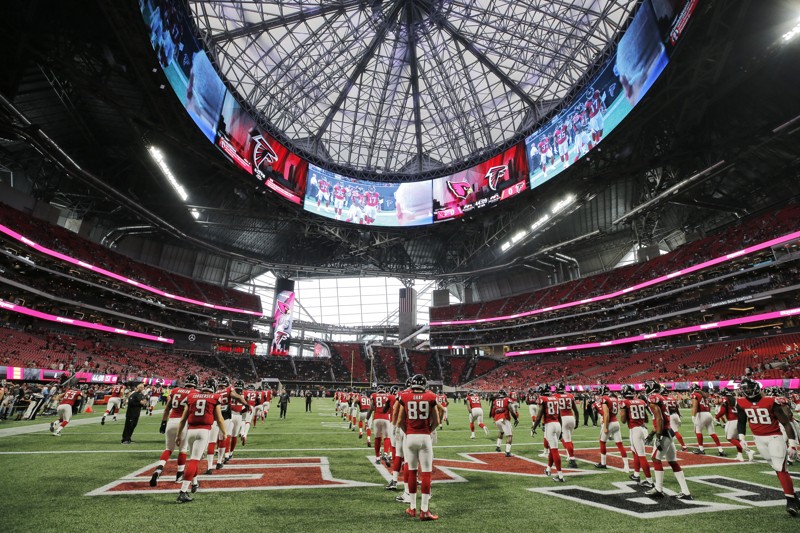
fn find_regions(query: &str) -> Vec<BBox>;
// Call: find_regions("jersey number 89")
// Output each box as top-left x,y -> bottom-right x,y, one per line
407,401 -> 429,420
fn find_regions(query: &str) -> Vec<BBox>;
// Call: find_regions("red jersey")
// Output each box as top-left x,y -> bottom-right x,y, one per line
371,392 -> 394,421
186,392 -> 221,430
601,395 -> 620,422
736,396 -> 788,437
350,190 -> 363,205
571,111 -> 585,130
349,391 -> 360,405
398,390 -> 437,435
110,384 -> 124,398
217,386 -> 231,412
151,385 -> 163,398
333,184 -> 346,200
585,96 -> 603,118
665,395 -> 680,415
59,389 -> 82,406
538,395 -> 560,424
715,396 -> 738,422
230,391 -> 247,413
492,397 -> 514,422
537,139 -> 550,154
691,391 -> 710,412
264,389 -> 273,402
365,191 -> 380,207
319,179 -> 329,193
647,393 -> 671,431
436,393 -> 449,408
556,393 -> 576,417
243,389 -> 259,407
357,394 -> 371,412
525,391 -> 538,405
166,387 -> 195,419
554,127 -> 568,145
622,398 -> 648,429
466,394 -> 482,409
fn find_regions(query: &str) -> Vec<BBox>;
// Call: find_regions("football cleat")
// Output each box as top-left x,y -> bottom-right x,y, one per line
384,481 -> 397,491
552,476 -> 565,483
375,458 -> 382,465
204,469 -> 213,476
419,511 -> 438,521
100,417 -> 105,426
483,426 -> 489,436
149,470 -> 160,487
594,463 -> 607,469
396,494 -> 411,503
176,491 -> 193,504
568,459 -> 578,468
382,455 -> 392,468
787,498 -> 799,517
223,454 -> 232,464
191,480 -> 199,493
673,493 -> 693,500
49,422 -> 55,433
505,452 -> 512,457
746,449 -> 755,461
175,472 -> 184,483
645,488 -> 665,498
629,474 -> 640,482
470,435 -> 476,440
693,449 -> 706,455
545,467 -> 551,476
366,440 -> 371,447
215,463 -> 224,470
52,432 -> 61,437
495,446 -> 501,452
359,433 -> 363,439
640,480 -> 655,489
538,450 -> 549,458
681,447 -> 689,452
717,450 -> 726,457
241,435 -> 246,447
405,508 -> 417,518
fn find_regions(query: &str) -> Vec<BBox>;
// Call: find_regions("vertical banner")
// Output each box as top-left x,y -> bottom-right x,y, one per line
313,341 -> 331,358
271,286 -> 295,356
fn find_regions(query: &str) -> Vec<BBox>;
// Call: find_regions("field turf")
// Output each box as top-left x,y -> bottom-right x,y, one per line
1,399 -> 798,532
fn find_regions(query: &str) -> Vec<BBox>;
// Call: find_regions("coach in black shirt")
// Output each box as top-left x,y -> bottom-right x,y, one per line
121,383 -> 147,444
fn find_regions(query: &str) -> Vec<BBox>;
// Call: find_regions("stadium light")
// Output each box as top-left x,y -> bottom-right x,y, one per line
148,146 -> 189,201
782,17 -> 800,41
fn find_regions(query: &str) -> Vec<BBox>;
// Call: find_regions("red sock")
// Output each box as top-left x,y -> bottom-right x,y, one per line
696,433 -> 704,447
550,448 -> 562,472
729,438 -> 743,452
543,438 -> 550,450
777,470 -> 796,497
403,463 -> 409,485
669,461 -> 682,472
184,459 -> 198,482
60,421 -> 69,428
384,438 -> 391,455
230,436 -> 238,453
479,423 -> 486,429
177,452 -> 187,469
367,428 -> 371,438
159,450 -> 171,462
599,441 -> 607,455
391,455 -> 403,475
207,442 -> 216,456
565,442 -> 575,458
358,421 -> 363,429
641,458 -> 651,479
633,453 -> 640,473
710,434 -> 722,447
674,432 -> 686,447
408,469 -> 418,494
420,471 -> 431,495
653,459 -> 663,471
374,439 -> 381,458
470,423 -> 475,432
615,441 -> 627,458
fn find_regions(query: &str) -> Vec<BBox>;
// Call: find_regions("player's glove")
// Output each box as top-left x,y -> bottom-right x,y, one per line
513,418 -> 519,427
691,415 -> 697,427
431,430 -> 438,445
530,426 -> 537,437
789,439 -> 799,461
159,420 -> 167,434
654,435 -> 664,452
644,431 -> 656,446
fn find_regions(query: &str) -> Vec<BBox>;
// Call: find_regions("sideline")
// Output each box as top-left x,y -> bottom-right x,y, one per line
0,409 -> 164,438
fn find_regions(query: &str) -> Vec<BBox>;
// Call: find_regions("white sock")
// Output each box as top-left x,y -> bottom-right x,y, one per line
408,492 -> 417,510
181,480 -> 191,492
421,493 -> 430,512
600,454 -> 606,466
496,438 -> 501,447
392,471 -> 399,482
674,469 -> 690,495
506,443 -> 511,453
470,432 -> 475,438
654,469 -> 664,491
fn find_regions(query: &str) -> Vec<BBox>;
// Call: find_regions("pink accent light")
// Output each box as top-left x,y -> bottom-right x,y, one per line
0,299 -> 174,344
506,307 -> 800,356
0,223 -> 262,317
432,230 -> 800,327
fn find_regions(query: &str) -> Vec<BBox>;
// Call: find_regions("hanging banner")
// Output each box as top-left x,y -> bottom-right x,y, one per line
271,290 -> 295,356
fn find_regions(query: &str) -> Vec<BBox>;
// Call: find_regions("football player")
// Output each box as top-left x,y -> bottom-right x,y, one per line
596,386 -> 630,472
101,382 -> 125,425
490,389 -> 519,457
387,379 -> 412,500
531,385 -> 565,482
619,384 -> 653,488
737,378 -> 799,516
466,389 -> 489,439
225,379 -> 248,462
50,387 -> 82,437
524,387 -> 539,432
240,384 -> 260,445
436,390 -> 449,429
554,382 -> 579,467
356,389 -> 372,445
665,389 -> 688,451
643,380 -> 693,500
690,383 -> 724,456
175,378 -> 227,503
368,386 -> 394,466
716,388 -> 754,462
151,374 -> 198,486
585,88 -> 606,148
396,374 -> 440,521
148,379 -> 163,415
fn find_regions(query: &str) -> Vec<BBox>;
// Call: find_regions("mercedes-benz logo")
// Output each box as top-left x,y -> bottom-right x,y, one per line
188,334 -> 196,341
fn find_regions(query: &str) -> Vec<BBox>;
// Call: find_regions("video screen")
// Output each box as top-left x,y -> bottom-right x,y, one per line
525,0 -> 685,190
304,165 -> 433,227
271,290 -> 295,356
432,143 -> 529,222
216,92 -> 308,204
140,0 -> 225,143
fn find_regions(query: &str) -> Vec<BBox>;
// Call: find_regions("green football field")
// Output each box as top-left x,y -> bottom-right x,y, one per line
1,399 -> 798,532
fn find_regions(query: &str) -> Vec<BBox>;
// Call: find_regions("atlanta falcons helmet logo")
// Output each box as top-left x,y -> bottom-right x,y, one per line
485,165 -> 508,191
446,180 -> 473,200
276,300 -> 290,315
253,134 -> 279,168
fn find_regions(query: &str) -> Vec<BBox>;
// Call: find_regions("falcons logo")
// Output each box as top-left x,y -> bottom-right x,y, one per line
485,165 -> 508,191
276,300 -> 291,315
252,135 -> 279,168
446,180 -> 473,200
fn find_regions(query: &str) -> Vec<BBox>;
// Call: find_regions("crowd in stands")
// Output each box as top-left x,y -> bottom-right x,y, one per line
0,202 -> 261,313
